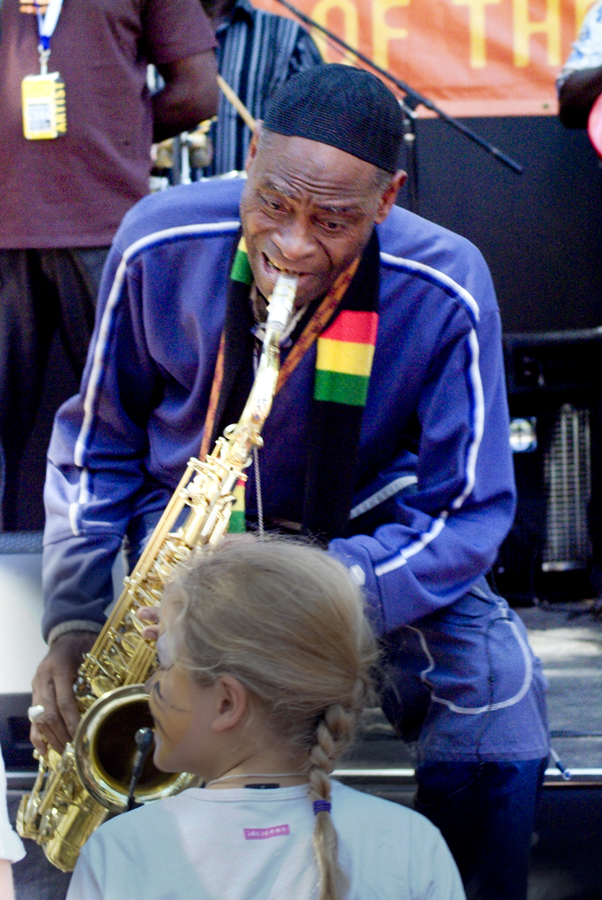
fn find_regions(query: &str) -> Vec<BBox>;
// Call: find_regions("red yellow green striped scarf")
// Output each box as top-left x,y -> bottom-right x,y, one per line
314,310 -> 378,407
206,230 -> 380,538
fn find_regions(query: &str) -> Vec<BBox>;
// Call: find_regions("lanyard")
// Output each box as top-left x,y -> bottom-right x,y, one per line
34,0 -> 65,73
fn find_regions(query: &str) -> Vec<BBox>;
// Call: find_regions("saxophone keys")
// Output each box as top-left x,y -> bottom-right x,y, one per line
90,676 -> 116,698
119,632 -> 144,653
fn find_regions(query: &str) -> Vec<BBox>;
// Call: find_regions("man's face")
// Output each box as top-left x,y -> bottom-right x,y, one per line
240,130 -> 402,307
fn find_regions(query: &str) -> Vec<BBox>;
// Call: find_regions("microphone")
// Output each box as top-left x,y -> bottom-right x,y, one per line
126,727 -> 154,811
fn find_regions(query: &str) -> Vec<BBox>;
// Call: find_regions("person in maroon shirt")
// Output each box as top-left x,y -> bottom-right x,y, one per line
0,0 -> 219,530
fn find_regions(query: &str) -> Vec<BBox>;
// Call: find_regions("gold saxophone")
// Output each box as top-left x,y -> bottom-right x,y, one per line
17,272 -> 298,872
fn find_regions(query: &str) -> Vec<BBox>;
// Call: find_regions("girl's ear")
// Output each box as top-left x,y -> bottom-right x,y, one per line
211,675 -> 249,732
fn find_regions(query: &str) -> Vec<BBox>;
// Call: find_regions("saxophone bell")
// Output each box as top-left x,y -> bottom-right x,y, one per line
74,685 -> 195,814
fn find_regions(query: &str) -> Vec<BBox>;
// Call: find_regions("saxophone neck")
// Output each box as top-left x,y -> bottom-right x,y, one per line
236,273 -> 298,437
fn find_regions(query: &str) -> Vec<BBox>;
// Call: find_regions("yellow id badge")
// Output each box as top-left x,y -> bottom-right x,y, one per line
21,73 -> 67,140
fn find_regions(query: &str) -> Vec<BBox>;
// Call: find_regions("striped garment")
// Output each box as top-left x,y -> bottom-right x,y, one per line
230,235 -> 253,283
201,0 -> 323,176
223,237 -> 378,532
314,311 -> 378,407
228,477 -> 247,532
226,237 -> 251,533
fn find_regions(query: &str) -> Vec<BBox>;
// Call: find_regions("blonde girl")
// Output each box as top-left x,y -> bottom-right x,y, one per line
66,539 -> 464,900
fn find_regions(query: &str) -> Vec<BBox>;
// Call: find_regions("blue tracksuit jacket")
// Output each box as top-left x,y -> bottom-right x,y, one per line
42,177 -> 548,762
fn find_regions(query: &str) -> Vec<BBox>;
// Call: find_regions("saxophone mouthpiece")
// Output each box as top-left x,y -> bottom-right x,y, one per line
266,272 -> 298,333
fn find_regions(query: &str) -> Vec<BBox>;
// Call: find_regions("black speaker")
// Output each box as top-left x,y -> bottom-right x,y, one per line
494,329 -> 602,604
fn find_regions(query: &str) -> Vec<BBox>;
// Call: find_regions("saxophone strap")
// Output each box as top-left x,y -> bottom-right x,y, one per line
201,229 -> 381,541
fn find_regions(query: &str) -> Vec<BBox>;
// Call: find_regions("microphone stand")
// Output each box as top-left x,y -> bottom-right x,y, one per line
126,727 -> 155,811
273,0 -> 523,213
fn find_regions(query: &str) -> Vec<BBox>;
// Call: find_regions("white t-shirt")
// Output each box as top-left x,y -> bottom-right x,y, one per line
0,746 -> 25,864
66,780 -> 464,900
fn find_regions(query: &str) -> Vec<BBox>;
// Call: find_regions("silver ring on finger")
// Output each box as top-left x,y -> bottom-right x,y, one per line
28,704 -> 45,723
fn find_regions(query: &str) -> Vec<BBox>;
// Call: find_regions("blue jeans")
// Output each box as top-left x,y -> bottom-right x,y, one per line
415,758 -> 547,900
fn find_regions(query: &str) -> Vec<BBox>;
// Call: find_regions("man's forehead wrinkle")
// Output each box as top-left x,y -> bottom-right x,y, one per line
257,173 -> 374,214
255,139 -> 377,196
260,176 -> 296,200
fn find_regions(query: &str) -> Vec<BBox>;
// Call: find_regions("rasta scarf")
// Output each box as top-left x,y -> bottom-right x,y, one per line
200,230 -> 380,543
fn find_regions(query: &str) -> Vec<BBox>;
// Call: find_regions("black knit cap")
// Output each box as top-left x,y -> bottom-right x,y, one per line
263,63 -> 404,174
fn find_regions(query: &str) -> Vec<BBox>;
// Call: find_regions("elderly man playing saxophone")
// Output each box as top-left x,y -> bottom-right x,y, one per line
30,65 -> 548,900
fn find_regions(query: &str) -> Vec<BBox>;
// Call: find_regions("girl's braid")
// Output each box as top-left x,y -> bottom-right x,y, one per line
308,691 -> 364,900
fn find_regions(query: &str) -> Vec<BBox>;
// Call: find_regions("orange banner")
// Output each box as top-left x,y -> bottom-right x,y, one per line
256,0 -> 598,116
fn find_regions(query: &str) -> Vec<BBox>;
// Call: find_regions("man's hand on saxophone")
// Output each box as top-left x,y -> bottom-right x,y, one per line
30,631 -> 98,754
137,606 -> 161,643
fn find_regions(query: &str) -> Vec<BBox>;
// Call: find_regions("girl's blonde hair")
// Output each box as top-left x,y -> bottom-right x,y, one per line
162,537 -> 378,900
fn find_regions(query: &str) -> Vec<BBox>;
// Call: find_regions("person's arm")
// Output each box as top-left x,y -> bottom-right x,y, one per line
329,243 -> 515,634
0,747 -> 25,890
33,217 -> 171,752
30,632 -> 99,754
558,65 -> 602,127
153,51 -> 219,142
0,860 -> 15,900
33,177 -> 236,752
143,0 -> 218,141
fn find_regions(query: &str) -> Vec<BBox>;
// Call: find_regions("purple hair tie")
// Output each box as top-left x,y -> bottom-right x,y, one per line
313,799 -> 332,815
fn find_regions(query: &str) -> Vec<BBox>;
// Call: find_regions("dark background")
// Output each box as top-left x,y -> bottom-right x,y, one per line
399,114 -> 602,334
399,115 -> 602,603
